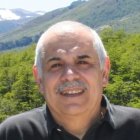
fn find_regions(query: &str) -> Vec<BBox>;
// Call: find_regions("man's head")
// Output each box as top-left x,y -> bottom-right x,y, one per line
33,21 -> 110,117
35,21 -> 108,77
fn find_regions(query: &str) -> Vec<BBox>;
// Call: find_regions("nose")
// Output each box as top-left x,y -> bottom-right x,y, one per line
60,65 -> 80,82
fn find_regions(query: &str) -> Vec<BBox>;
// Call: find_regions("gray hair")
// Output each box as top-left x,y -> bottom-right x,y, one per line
34,21 -> 107,77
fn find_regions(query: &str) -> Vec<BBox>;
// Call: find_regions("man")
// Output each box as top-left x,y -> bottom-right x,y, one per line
0,21 -> 140,140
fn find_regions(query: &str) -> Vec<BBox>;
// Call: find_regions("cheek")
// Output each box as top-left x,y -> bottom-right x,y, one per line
83,68 -> 102,82
42,72 -> 60,93
81,70 -> 103,91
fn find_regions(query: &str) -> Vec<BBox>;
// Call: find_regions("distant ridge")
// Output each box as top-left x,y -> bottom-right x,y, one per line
0,8 -> 45,34
0,0 -> 139,51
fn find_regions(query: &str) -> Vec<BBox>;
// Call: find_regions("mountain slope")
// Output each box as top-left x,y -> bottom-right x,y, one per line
0,0 -> 139,51
0,8 -> 45,34
11,0 -> 140,32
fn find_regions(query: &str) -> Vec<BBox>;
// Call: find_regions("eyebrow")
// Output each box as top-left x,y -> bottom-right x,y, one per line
47,55 -> 90,63
77,55 -> 90,59
47,57 -> 61,62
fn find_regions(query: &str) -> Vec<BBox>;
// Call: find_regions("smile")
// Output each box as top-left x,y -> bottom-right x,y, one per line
60,89 -> 85,97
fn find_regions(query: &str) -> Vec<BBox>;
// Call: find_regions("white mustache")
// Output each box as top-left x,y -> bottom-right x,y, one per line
56,80 -> 87,93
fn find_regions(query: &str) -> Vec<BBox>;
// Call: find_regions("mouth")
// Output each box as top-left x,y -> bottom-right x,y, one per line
59,88 -> 86,97
56,80 -> 87,97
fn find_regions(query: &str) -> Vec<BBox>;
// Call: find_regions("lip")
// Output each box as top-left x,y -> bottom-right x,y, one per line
59,88 -> 86,97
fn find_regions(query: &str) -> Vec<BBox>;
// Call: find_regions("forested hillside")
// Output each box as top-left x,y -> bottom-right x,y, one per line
0,29 -> 140,122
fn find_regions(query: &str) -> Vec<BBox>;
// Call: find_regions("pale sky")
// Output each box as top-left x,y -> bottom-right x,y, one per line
0,0 -> 76,12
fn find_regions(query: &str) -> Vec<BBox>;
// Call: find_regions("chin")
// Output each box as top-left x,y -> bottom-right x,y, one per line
61,103 -> 87,115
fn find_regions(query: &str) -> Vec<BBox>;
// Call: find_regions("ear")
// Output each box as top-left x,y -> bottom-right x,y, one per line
102,56 -> 111,87
32,65 -> 44,94
33,65 -> 40,84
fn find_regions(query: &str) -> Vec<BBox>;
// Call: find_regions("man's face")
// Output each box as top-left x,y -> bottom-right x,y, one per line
36,29 -> 107,116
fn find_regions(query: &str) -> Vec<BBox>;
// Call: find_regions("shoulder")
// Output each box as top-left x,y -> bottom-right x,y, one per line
0,105 -> 48,140
1,105 -> 46,127
111,105 -> 140,128
112,105 -> 140,119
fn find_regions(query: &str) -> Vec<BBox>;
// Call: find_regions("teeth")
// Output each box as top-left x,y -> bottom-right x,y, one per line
62,90 -> 83,95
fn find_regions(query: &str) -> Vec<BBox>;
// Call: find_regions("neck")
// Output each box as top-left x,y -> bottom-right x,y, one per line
50,106 -> 103,139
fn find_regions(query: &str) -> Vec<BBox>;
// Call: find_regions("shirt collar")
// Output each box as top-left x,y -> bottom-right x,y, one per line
44,105 -> 59,135
102,95 -> 116,128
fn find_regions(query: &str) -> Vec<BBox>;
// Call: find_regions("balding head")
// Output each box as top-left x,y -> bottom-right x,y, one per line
35,21 -> 107,77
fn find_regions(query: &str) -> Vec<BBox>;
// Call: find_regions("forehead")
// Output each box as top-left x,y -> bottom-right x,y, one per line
40,25 -> 98,59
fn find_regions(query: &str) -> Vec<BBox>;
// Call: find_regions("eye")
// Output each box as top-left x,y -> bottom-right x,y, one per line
50,63 -> 63,71
77,60 -> 88,65
77,60 -> 91,69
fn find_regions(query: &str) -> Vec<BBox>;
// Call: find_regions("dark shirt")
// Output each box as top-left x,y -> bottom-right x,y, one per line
0,95 -> 140,140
